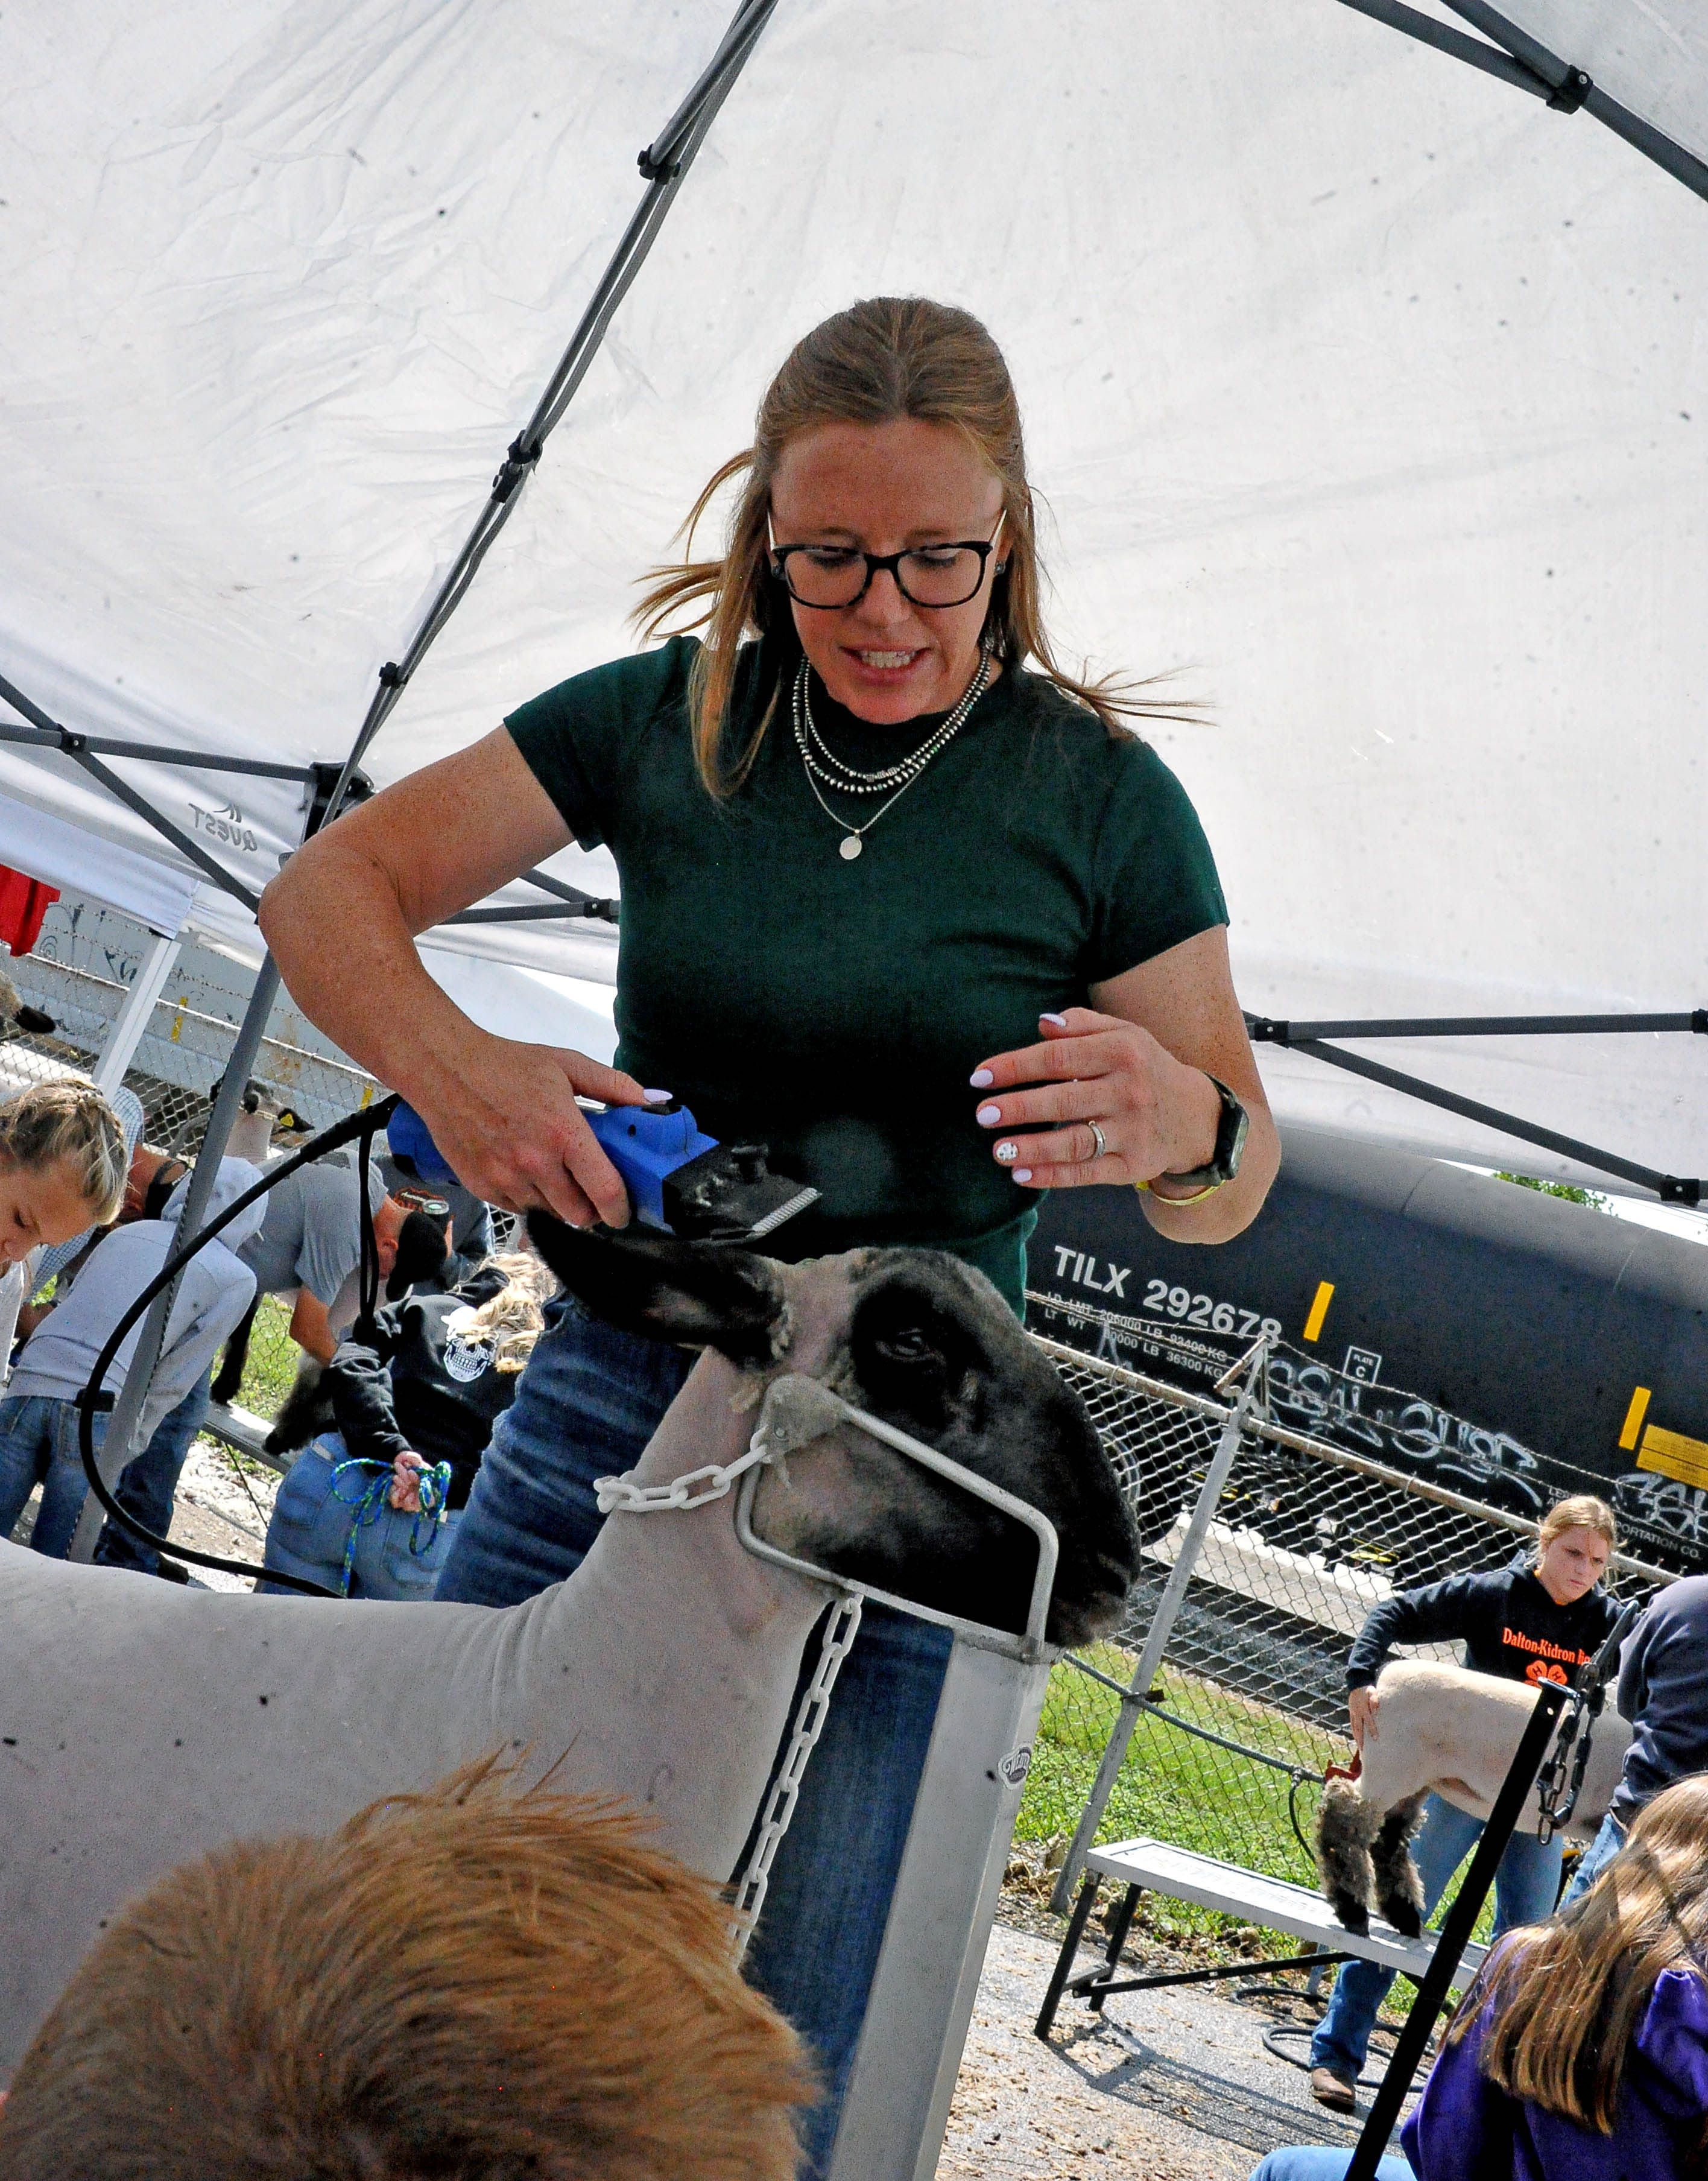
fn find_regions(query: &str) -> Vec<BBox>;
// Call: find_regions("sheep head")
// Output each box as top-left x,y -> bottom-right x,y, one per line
525,1219 -> 1138,1650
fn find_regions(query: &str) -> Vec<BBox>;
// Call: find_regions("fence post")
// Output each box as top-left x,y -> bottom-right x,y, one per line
64,954 -> 282,1563
92,929 -> 180,1096
1049,1349 -> 1266,1915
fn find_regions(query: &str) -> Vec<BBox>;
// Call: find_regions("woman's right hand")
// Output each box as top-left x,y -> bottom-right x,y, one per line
257,728 -> 663,1227
1349,1685 -> 1379,1747
413,1029 -> 663,1228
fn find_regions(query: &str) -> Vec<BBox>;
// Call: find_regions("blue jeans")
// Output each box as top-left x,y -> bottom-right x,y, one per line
0,1394 -> 109,1556
1311,1792 -> 1563,2081
94,1372 -> 212,1575
434,1296 -> 954,2178
1559,1808 -> 1626,1908
1247,2154 -> 1411,2180
259,1436 -> 461,1600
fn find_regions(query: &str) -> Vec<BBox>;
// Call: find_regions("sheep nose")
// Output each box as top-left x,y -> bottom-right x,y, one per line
1095,1549 -> 1139,1591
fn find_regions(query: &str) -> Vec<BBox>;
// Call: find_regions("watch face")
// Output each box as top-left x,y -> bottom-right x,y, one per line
1221,1095 -> 1249,1181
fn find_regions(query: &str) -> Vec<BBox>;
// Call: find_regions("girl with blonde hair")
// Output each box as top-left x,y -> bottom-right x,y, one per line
0,1075 -> 128,1382
1311,1494 -> 1624,2110
260,294 -> 1280,2162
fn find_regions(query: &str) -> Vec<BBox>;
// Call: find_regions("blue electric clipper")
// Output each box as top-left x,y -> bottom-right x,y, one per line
388,1098 -> 818,1242
585,1100 -> 819,1239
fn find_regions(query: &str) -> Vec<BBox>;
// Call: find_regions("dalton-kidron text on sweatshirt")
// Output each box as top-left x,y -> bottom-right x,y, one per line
1345,1551 -> 1621,1693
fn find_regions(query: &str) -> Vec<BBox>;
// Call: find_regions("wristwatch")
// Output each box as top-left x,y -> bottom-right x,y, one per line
1136,1074 -> 1249,1204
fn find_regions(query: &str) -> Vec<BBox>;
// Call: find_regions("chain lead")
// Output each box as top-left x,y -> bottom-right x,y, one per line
593,1430 -> 773,1515
595,1399 -> 871,1963
727,1589 -> 865,1960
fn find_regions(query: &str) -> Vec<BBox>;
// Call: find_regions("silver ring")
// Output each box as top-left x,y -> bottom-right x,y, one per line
1086,1120 -> 1109,1161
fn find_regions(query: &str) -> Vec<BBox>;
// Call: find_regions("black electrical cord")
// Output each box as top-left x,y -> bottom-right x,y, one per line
1288,1770 -> 1320,1862
75,1094 -> 400,1596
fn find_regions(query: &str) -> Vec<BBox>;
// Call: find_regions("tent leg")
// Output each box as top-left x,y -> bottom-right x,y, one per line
65,955 -> 282,1564
92,930 -> 180,1097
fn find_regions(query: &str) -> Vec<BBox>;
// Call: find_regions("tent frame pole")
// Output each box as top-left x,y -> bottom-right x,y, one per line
63,953 -> 283,1564
1334,0 -> 1708,204
1,1 -> 777,916
317,0 -> 780,829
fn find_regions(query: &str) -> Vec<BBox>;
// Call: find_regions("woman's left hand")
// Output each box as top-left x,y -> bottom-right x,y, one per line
969,1007 -> 1224,1192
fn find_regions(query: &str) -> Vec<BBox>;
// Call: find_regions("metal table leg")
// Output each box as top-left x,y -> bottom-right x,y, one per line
1035,1869 -> 1102,2039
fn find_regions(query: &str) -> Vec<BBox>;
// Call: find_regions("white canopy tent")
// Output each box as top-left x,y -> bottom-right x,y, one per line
0,0 -> 1703,1186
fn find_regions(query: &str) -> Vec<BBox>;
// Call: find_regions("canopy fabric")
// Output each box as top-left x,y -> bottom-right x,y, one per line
0,787 -> 196,939
0,2 -> 1702,1179
1493,0 -> 1708,166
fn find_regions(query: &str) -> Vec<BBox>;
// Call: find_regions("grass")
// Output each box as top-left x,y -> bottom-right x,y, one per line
1016,1645 -> 1495,1975
1016,1645 -> 1344,1945
226,1294 -> 300,1422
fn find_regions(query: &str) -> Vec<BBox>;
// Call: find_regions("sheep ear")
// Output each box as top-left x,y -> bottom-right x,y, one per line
524,1214 -> 787,1366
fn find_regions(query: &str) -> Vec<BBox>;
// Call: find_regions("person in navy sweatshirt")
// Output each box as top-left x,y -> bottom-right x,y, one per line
1559,1570 -> 1708,1909
1309,1494 -> 1624,2113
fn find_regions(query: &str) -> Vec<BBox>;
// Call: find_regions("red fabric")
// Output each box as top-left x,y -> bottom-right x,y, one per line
0,867 -> 59,957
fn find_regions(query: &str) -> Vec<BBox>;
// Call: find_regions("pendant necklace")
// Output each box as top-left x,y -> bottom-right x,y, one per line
792,644 -> 992,861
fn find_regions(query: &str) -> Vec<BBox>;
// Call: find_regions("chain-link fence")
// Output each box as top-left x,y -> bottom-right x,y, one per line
0,953 -> 379,1151
1017,1311 -> 1670,1937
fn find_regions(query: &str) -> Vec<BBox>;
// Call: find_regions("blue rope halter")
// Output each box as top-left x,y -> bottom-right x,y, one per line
328,1456 -> 454,1599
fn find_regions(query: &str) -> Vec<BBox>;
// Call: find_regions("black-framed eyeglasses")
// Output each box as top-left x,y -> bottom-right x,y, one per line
768,514 -> 1005,610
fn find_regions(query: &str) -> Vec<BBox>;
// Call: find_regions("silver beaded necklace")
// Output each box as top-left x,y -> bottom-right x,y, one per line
792,645 -> 992,861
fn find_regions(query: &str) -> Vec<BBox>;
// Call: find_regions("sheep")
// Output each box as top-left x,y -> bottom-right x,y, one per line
0,1758 -> 815,2181
0,1222 -> 1139,2074
1315,1658 -> 1633,1935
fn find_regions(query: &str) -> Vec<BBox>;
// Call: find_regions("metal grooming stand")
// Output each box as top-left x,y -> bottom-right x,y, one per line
827,1633 -> 1054,2180
729,1381 -> 1063,2181
1048,1346 -> 1268,1917
750,1346 -> 1265,2179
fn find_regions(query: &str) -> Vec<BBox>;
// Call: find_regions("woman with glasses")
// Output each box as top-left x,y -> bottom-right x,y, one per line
260,294 -> 1279,2168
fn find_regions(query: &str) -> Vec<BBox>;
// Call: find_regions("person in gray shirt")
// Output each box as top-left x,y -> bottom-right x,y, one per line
239,1154 -> 406,1363
1,1159 -> 264,1556
96,1153 -> 408,1577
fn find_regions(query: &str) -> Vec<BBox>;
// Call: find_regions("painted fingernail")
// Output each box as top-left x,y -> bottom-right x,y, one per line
1012,1168 -> 1033,1183
1040,1011 -> 1068,1027
969,1068 -> 995,1087
994,1142 -> 1017,1163
976,1104 -> 1002,1127
643,1088 -> 673,1103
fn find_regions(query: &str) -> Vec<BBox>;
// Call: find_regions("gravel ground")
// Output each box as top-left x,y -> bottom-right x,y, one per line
8,1436 -> 280,1590
938,1913 -> 1415,2181
164,1437 -> 281,1590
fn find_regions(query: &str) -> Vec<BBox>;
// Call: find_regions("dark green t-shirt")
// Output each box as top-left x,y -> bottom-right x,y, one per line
507,636 -> 1227,1313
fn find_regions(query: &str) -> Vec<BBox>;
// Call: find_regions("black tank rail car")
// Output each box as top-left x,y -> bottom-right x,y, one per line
1030,1122 -> 1708,1575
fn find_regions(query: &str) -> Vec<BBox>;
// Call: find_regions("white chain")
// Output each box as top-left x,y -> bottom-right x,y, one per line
592,1430 -> 773,1515
593,1383 -> 869,1962
726,1588 -> 865,1960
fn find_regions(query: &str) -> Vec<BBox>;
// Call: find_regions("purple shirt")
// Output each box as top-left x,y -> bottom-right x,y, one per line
1403,1963 -> 1708,2181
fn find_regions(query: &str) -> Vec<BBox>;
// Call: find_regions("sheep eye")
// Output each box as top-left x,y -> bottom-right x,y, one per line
875,1329 -> 940,1367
